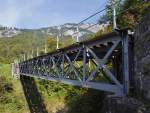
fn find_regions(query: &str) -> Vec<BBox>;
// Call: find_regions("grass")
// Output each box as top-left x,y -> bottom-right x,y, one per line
0,63 -> 106,113
0,63 -> 67,113
0,63 -> 29,113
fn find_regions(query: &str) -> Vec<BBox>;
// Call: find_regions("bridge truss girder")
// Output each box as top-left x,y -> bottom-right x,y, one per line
13,30 -> 130,96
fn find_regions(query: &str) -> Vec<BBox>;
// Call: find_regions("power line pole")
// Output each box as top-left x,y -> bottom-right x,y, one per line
112,2 -> 117,29
44,40 -> 47,53
23,54 -> 26,61
37,47 -> 39,56
57,26 -> 61,49
31,49 -> 34,58
76,25 -> 79,42
27,53 -> 30,59
56,35 -> 59,49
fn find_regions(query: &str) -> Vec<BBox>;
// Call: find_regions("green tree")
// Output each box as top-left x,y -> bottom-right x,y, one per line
99,0 -> 150,29
47,36 -> 57,52
118,0 -> 150,28
99,0 -> 122,25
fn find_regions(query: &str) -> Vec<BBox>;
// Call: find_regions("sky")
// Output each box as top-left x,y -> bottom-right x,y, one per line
0,0 -> 107,29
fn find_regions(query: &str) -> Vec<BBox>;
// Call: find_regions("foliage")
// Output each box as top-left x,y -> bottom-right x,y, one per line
65,88 -> 105,113
0,30 -> 75,63
99,0 -> 150,29
0,35 -> 38,63
94,25 -> 112,38
0,1 -> 149,113
0,64 -> 27,113
117,0 -> 150,28
0,76 -> 13,102
99,0 -> 122,25
47,36 -> 57,52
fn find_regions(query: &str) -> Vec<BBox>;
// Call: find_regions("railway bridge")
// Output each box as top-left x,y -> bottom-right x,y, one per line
12,29 -> 133,96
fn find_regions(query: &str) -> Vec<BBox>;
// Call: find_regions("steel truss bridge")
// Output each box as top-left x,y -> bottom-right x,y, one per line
12,29 -> 133,96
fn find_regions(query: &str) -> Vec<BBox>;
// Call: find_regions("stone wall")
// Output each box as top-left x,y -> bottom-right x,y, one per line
134,7 -> 150,101
101,97 -> 145,113
101,8 -> 150,113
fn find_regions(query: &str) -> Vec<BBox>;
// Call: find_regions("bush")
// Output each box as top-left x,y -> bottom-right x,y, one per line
0,76 -> 13,103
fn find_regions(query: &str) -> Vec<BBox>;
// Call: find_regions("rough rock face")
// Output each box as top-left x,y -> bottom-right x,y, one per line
101,97 -> 145,113
134,7 -> 150,101
101,8 -> 150,113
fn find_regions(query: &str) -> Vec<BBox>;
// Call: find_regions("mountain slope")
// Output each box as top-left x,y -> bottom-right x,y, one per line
0,23 -> 104,39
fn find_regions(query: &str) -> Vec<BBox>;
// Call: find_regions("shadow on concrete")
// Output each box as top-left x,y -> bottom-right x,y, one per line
20,75 -> 48,113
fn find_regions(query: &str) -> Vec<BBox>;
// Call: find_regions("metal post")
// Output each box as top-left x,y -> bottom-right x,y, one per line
45,40 -> 47,53
37,47 -> 39,56
83,46 -> 86,82
21,54 -> 23,61
61,54 -> 65,78
23,54 -> 26,61
76,26 -> 79,42
57,26 -> 61,49
31,49 -> 34,58
12,63 -> 15,78
122,31 -> 129,95
27,53 -> 30,59
56,35 -> 59,49
113,5 -> 117,30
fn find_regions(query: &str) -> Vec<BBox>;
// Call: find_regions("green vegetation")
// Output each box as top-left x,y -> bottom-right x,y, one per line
100,0 -> 150,28
0,64 -> 27,113
0,31 -> 46,63
0,1 -> 149,113
0,30 -> 75,64
0,30 -> 105,113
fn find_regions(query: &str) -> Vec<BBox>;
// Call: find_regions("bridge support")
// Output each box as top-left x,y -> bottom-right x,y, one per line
122,31 -> 129,95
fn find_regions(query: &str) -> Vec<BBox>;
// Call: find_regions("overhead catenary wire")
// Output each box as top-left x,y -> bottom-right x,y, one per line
71,2 -> 147,42
61,9 -> 107,39
57,0 -> 147,49
19,0 -> 147,61
75,0 -> 147,35
72,23 -> 99,36
93,1 -> 107,13
61,0 -> 124,37
77,0 -> 122,25
106,0 -> 147,24
62,7 -> 107,42
78,8 -> 107,25
57,0 -> 147,48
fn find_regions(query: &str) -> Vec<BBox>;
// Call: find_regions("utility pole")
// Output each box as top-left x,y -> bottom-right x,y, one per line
57,26 -> 61,49
112,2 -> 117,30
23,54 -> 26,61
27,53 -> 30,59
44,40 -> 47,53
76,25 -> 79,43
56,35 -> 59,49
31,49 -> 34,58
37,47 -> 39,56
